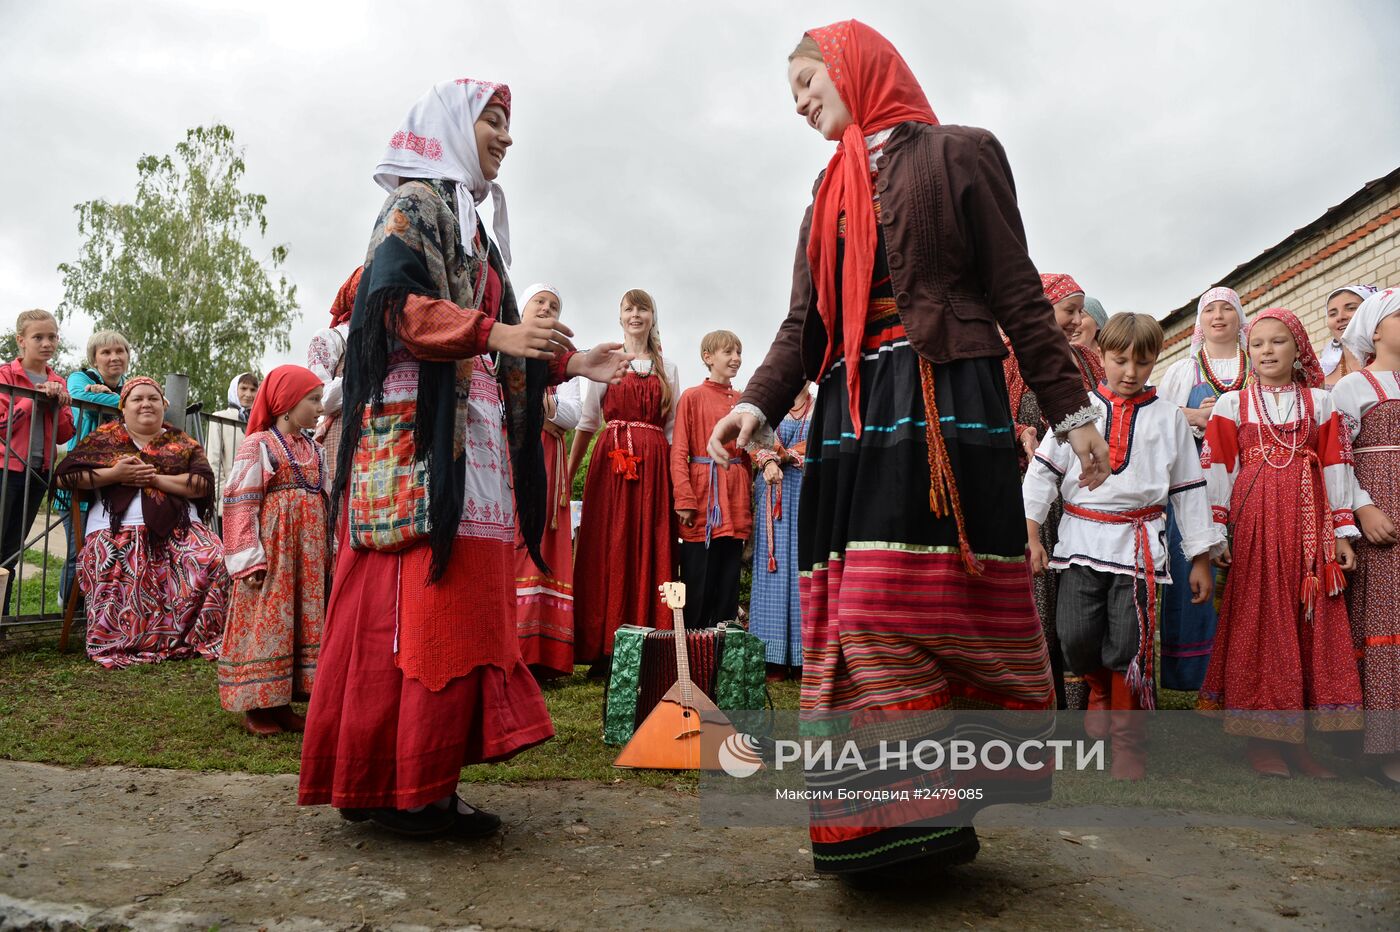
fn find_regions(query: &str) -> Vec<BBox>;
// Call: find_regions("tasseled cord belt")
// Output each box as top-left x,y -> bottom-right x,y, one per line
1061,501 -> 1165,710
1239,445 -> 1347,617
605,420 -> 663,481
687,455 -> 724,548
917,357 -> 984,577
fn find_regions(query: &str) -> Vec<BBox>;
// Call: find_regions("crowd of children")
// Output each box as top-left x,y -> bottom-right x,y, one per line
1020,278 -> 1400,789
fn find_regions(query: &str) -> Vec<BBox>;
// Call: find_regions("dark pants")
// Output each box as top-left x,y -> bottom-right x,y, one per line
1,470 -> 48,614
678,537 -> 744,630
1055,564 -> 1153,675
59,505 -> 81,607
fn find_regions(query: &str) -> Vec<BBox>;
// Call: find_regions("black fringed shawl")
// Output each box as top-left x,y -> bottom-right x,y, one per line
332,179 -> 549,582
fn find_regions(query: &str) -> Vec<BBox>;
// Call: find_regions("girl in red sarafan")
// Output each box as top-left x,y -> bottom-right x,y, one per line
218,365 -> 330,737
569,289 -> 680,674
1198,307 -> 1364,778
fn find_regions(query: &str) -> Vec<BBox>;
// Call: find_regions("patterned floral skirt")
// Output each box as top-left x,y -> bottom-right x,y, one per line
800,322 -> 1054,874
218,487 -> 330,712
78,522 -> 229,668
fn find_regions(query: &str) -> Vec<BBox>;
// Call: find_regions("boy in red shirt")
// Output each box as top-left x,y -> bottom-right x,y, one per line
671,330 -> 753,629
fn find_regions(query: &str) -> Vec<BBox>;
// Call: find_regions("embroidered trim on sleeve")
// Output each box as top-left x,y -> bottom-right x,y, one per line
1052,403 -> 1097,442
734,402 -> 777,452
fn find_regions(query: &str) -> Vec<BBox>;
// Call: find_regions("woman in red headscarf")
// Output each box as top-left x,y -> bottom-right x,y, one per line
56,376 -> 229,668
710,21 -> 1109,880
1198,308 -> 1363,777
1005,272 -> 1106,712
307,268 -> 361,490
216,365 -> 331,736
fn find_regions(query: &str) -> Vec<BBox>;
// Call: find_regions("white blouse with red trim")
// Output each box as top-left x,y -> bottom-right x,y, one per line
1331,369 -> 1400,514
1022,387 -> 1221,582
1201,387 -> 1359,539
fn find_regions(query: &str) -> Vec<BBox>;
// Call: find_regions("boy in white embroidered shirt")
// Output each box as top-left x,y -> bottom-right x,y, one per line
1024,313 -> 1221,780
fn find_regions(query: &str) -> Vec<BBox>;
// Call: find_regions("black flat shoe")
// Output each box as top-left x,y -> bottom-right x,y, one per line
833,829 -> 980,891
451,796 -> 502,838
365,806 -> 454,839
338,808 -> 371,823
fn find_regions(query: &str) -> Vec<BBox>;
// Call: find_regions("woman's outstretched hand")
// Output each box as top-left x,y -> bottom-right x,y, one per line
708,409 -> 759,464
568,343 -> 633,385
1067,423 -> 1109,490
488,318 -> 577,360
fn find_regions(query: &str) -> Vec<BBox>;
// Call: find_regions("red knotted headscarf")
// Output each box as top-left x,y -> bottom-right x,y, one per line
1040,273 -> 1084,306
246,364 -> 324,435
804,20 -> 938,437
1247,307 -> 1325,389
329,267 -> 363,327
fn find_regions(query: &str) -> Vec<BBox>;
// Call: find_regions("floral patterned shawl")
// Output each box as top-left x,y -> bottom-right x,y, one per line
56,419 -> 215,541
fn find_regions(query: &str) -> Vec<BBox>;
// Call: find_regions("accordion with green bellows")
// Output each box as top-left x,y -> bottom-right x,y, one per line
602,623 -> 769,746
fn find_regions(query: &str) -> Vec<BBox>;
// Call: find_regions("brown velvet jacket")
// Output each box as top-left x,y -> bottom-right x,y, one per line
740,122 -> 1086,431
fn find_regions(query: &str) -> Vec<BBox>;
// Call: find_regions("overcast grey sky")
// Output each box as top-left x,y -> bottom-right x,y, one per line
2,0 -> 1398,390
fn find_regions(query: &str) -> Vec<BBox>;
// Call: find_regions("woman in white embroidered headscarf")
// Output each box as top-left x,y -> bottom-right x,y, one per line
1157,286 -> 1248,433
298,79 -> 629,841
207,371 -> 258,517
1155,286 -> 1247,693
1319,284 -> 1378,389
511,282 -> 582,681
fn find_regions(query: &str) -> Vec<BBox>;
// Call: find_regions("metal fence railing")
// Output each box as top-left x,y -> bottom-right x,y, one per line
0,377 -> 242,643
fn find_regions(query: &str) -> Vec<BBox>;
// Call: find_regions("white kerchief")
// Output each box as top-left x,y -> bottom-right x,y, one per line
519,283 -> 562,313
1343,287 -> 1400,363
373,78 -> 513,266
1191,286 -> 1245,356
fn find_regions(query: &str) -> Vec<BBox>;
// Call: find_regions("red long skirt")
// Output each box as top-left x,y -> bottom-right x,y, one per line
1198,425 -> 1363,742
572,372 -> 677,663
513,429 -> 576,678
298,542 -> 555,810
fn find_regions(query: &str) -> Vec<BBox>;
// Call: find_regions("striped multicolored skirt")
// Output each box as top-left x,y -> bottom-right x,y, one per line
799,306 -> 1055,874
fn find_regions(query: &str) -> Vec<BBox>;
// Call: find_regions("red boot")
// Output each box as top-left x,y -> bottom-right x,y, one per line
1245,738 -> 1291,778
1108,672 -> 1146,781
1082,669 -> 1111,741
1283,741 -> 1338,780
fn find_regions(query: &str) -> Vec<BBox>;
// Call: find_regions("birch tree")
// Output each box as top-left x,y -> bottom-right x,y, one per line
57,124 -> 297,406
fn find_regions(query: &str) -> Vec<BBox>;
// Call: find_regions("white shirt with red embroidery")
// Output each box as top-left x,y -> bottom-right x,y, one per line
307,323 -> 349,422
1023,386 -> 1220,581
1331,369 -> 1400,513
1201,386 -> 1359,538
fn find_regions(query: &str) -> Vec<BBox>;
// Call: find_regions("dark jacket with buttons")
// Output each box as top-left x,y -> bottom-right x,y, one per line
740,122 -> 1087,432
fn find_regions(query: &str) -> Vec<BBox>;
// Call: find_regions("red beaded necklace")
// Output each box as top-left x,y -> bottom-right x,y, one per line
1197,347 -> 1247,396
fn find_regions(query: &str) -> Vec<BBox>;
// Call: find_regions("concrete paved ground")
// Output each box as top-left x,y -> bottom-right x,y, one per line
0,760 -> 1395,931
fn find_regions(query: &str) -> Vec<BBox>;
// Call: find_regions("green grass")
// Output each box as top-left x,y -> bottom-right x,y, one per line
0,646 -> 801,791
0,646 -> 1391,829
11,547 -> 66,618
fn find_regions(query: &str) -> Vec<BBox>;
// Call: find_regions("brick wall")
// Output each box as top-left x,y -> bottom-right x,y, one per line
1157,186 -> 1400,371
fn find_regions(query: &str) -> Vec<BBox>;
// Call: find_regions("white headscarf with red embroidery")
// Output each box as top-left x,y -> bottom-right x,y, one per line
1191,286 -> 1246,355
373,78 -> 514,266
